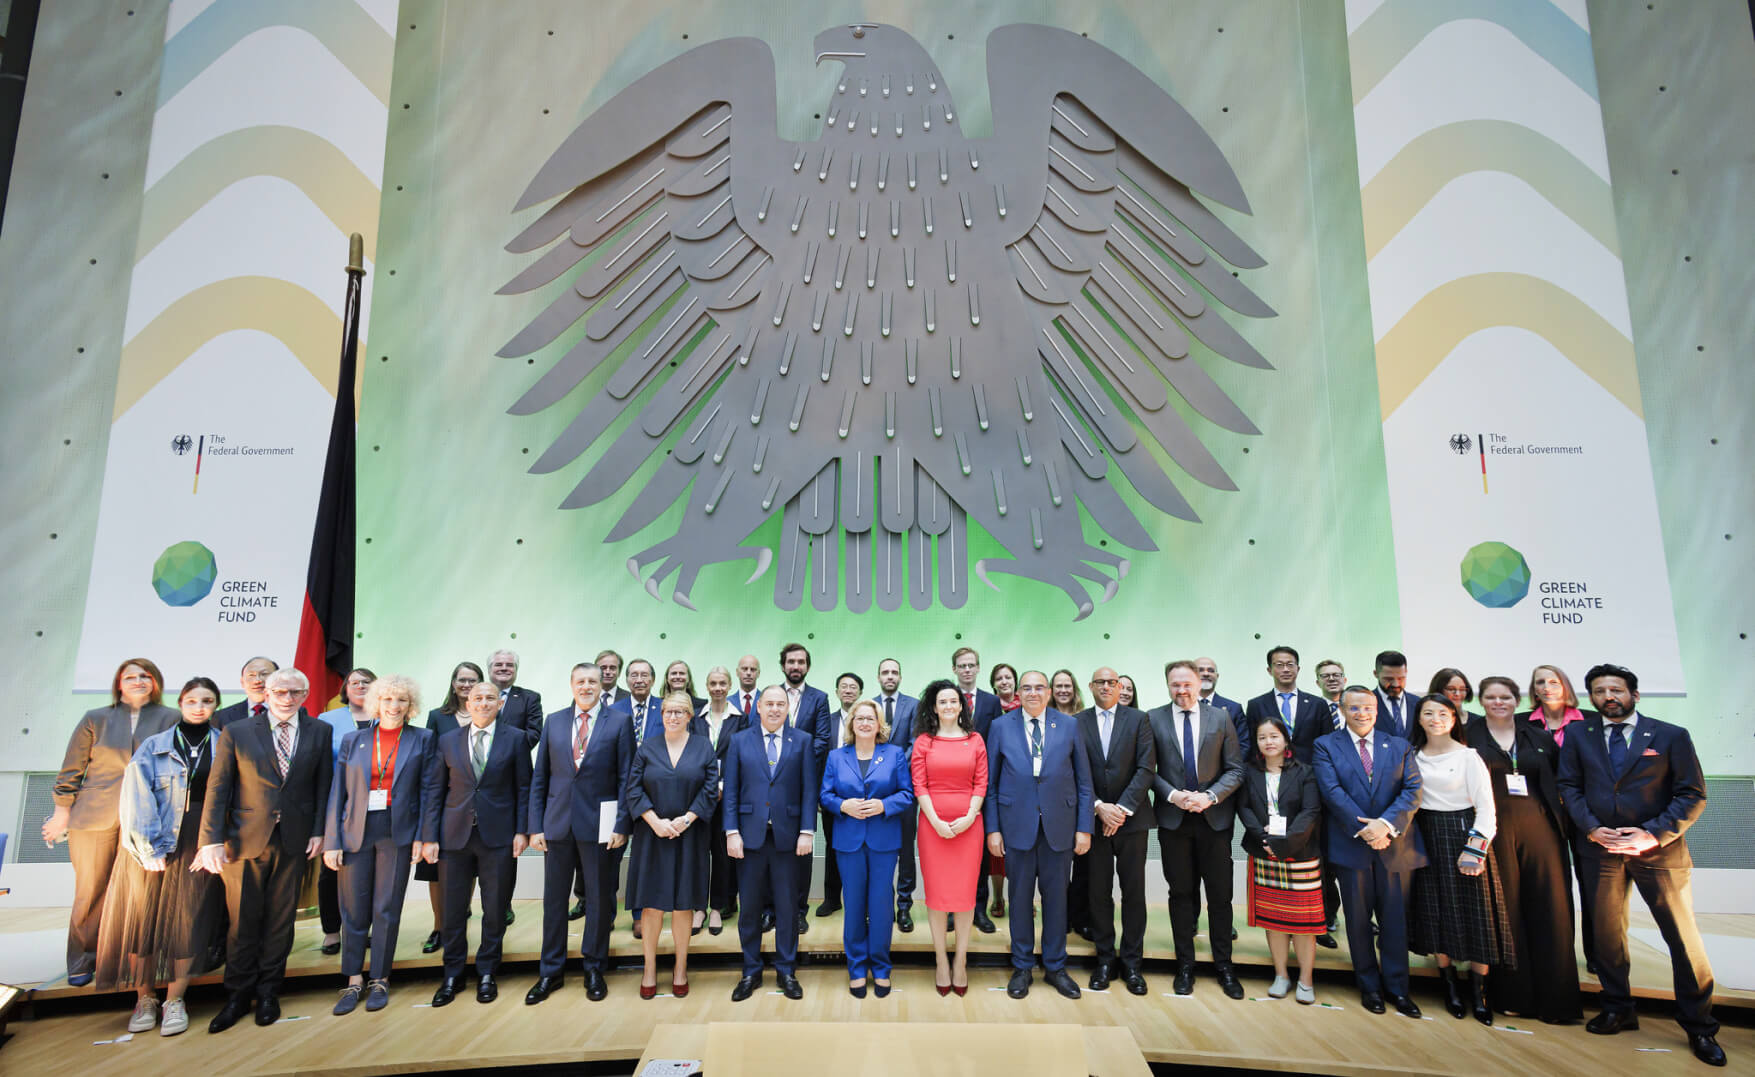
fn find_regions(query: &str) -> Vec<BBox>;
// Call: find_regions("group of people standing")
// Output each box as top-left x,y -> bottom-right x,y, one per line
47,643 -> 1724,1066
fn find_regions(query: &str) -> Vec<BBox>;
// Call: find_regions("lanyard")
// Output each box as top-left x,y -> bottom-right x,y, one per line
373,725 -> 400,786
174,727 -> 209,813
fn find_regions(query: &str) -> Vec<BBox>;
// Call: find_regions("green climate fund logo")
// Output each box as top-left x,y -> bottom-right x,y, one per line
153,540 -> 218,606
1460,541 -> 1530,609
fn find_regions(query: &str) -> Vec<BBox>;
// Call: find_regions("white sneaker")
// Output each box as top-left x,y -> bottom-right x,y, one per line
128,997 -> 160,1032
1267,975 -> 1292,999
1295,982 -> 1316,1005
160,997 -> 189,1035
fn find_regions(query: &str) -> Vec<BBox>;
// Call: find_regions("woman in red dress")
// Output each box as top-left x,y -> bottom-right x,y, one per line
911,679 -> 987,997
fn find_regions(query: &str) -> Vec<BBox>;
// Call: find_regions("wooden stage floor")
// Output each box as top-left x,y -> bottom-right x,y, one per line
5,898 -> 1751,1075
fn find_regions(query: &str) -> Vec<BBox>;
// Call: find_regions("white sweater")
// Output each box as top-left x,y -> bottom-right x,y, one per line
1415,747 -> 1497,841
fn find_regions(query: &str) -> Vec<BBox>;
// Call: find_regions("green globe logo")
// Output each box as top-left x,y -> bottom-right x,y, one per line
1460,541 -> 1530,609
152,540 -> 218,607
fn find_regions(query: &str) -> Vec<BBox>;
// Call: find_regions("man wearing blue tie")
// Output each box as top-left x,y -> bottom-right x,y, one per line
873,658 -> 922,932
1243,646 -> 1333,758
985,671 -> 1093,1000
608,659 -> 660,937
1557,664 -> 1722,1067
1371,651 -> 1421,740
1314,685 -> 1425,1018
724,686 -> 816,1002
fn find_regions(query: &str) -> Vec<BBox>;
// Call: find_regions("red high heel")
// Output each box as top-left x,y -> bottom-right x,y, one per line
952,982 -> 968,997
640,983 -> 657,1000
936,983 -> 952,997
671,979 -> 690,998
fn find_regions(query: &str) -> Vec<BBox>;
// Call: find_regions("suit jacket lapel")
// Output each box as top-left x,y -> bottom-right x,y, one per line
251,716 -> 283,788
1372,733 -> 1394,792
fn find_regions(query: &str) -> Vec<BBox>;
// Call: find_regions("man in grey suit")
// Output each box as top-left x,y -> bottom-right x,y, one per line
1148,659 -> 1245,999
1076,666 -> 1156,994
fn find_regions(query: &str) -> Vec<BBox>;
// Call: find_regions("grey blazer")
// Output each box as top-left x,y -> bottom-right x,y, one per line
1146,701 -> 1245,831
54,703 -> 180,830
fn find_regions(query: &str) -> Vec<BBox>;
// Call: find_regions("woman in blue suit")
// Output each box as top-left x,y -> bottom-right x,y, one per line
820,698 -> 915,997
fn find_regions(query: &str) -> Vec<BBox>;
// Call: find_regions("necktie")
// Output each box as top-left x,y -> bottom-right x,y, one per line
1279,693 -> 1295,726
252,703 -> 265,718
1357,735 -> 1373,779
573,711 -> 590,766
1180,710 -> 1196,785
472,729 -> 488,777
1609,722 -> 1630,777
766,732 -> 780,772
1329,700 -> 1342,729
884,696 -> 895,730
1099,710 -> 1113,757
1029,717 -> 1043,757
1388,695 -> 1402,736
788,690 -> 800,725
273,720 -> 293,777
742,692 -> 753,717
633,700 -> 646,744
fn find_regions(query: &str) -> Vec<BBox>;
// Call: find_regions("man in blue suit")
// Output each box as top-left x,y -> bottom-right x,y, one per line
1557,664 -> 1722,1067
873,658 -> 922,931
1313,685 -> 1425,1018
430,682 -> 530,1008
1195,656 -> 1244,732
1243,646 -> 1333,758
1371,650 -> 1421,740
985,671 -> 1093,1000
526,665 -> 633,1005
778,643 -> 832,934
606,657 -> 661,936
952,646 -> 1004,933
725,686 -> 816,1002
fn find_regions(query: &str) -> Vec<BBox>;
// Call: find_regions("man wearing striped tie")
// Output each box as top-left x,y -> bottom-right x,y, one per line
195,668 -> 333,1033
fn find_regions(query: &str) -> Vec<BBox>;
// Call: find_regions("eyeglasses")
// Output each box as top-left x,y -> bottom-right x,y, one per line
1091,678 -> 1119,687
267,688 -> 307,698
1018,684 -> 1049,694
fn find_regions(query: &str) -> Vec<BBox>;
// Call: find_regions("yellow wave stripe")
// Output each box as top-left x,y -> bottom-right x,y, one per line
116,276 -> 345,420
1361,119 -> 1617,260
1375,273 -> 1641,420
136,126 -> 381,264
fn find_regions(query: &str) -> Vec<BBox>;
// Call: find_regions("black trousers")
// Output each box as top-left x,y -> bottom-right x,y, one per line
817,813 -> 841,908
1067,849 -> 1092,931
1584,851 -> 1717,1037
221,833 -> 307,999
318,862 -> 342,935
337,810 -> 411,981
1569,830 -> 1597,965
540,834 -> 619,976
440,829 -> 513,978
1088,828 -> 1149,970
1159,823 -> 1234,966
740,838 -> 801,977
895,806 -> 918,911
708,805 -> 737,914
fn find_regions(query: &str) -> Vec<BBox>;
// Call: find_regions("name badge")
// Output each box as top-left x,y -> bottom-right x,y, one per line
1504,774 -> 1530,797
1267,817 -> 1288,837
1032,755 -> 1043,777
367,788 -> 389,812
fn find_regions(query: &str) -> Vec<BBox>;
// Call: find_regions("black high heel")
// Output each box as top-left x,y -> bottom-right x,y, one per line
1469,969 -> 1492,1025
1438,966 -> 1467,1019
873,981 -> 892,998
849,981 -> 868,998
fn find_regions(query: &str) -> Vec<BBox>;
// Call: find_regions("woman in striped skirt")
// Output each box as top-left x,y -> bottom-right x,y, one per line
1408,694 -> 1515,1025
1236,714 -> 1325,1004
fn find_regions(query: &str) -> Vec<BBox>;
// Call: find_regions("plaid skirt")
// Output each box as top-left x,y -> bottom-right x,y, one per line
1247,855 -> 1326,935
1410,808 -> 1516,967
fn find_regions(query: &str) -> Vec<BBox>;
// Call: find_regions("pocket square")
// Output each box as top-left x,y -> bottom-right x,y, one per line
1640,748 -> 1660,757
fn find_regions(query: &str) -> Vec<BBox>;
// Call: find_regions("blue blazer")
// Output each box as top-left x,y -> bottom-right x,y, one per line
1372,689 -> 1423,741
819,744 -> 915,852
969,689 -> 1003,741
983,708 -> 1094,853
324,723 -> 441,851
791,684 -> 834,769
498,684 -> 545,751
1243,690 -> 1333,757
529,704 -> 634,842
607,694 -> 665,742
722,722 -> 817,850
1312,727 -> 1427,873
320,706 -> 370,765
1556,712 -> 1706,867
436,720 -> 531,850
876,694 -> 920,754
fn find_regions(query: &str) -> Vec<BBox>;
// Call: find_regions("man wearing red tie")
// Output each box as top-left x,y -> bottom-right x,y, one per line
213,656 -> 280,732
734,654 -> 762,727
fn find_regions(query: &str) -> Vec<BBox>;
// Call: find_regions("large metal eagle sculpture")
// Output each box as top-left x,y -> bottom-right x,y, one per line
499,23 -> 1273,618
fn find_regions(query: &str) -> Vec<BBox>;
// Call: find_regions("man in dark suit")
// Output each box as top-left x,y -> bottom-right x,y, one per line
985,671 -> 1093,1000
526,665 -> 632,1005
1195,656 -> 1244,732
1243,646 -> 1333,758
213,655 -> 278,732
778,642 -> 831,934
595,649 -> 631,705
1310,658 -> 1349,947
952,646 -> 1004,932
195,668 -> 333,1032
724,685 -> 817,1001
430,682 -> 530,1007
1075,666 -> 1156,994
487,649 -> 544,749
1557,664 -> 1722,1066
1371,650 -> 1421,740
874,658 -> 922,931
607,658 -> 661,742
1148,660 -> 1246,998
733,654 -> 763,726
1313,685 -> 1425,1018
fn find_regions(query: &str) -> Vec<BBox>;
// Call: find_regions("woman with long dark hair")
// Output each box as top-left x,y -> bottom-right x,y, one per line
911,678 -> 987,996
1236,714 -> 1324,1004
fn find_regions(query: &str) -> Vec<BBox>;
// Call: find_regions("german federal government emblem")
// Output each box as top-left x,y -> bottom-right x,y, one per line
500,23 -> 1273,619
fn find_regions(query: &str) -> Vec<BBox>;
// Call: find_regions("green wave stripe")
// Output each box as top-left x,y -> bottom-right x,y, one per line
159,0 -> 393,108
1349,0 -> 1598,105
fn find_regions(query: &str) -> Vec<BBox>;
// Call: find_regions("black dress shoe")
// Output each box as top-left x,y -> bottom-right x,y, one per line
1045,969 -> 1081,999
973,910 -> 997,934
1173,966 -> 1195,995
1216,965 -> 1245,1000
1586,1009 -> 1639,1034
1072,923 -> 1095,941
1315,932 -> 1338,949
1387,993 -> 1422,1018
896,908 -> 915,933
207,994 -> 252,1034
816,899 -> 842,917
1585,959 -> 1599,977
585,969 -> 608,1001
504,908 -> 516,926
708,919 -> 724,936
254,995 -> 280,1026
476,974 -> 498,1003
1007,968 -> 1032,998
1124,969 -> 1148,996
431,976 -> 463,1007
795,913 -> 810,936
632,923 -> 643,940
1360,991 -> 1386,1014
1690,1033 -> 1727,1067
525,976 -> 562,1005
731,975 -> 762,1002
1089,964 -> 1112,991
568,901 -> 586,921
422,930 -> 442,954
759,911 -> 776,933
777,972 -> 803,1000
